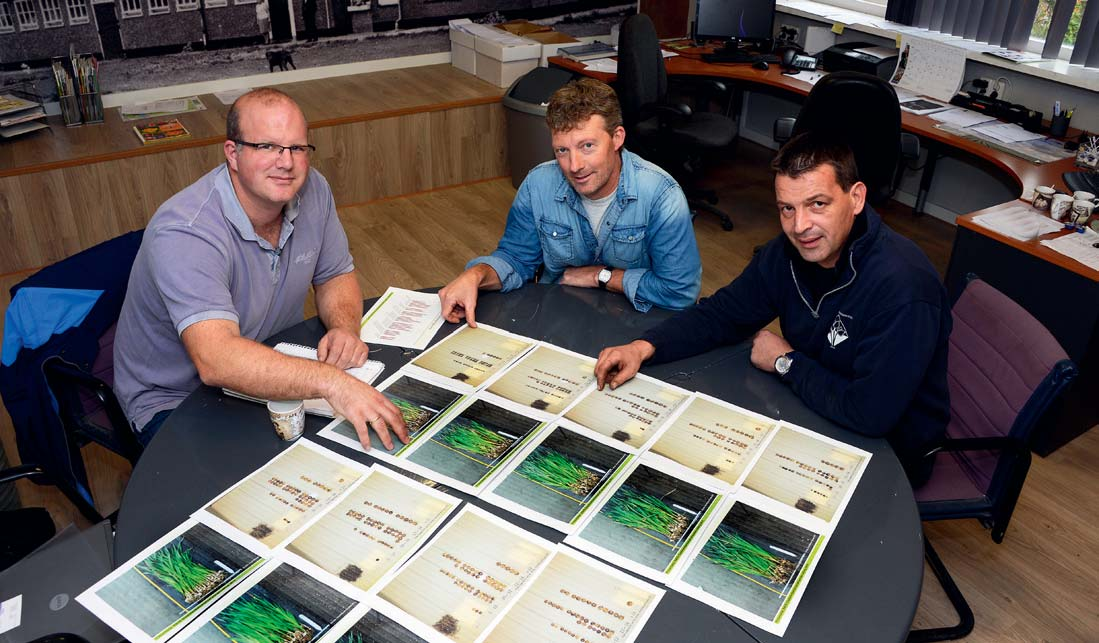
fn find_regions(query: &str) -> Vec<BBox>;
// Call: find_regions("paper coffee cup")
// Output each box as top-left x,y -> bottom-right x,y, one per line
268,400 -> 305,441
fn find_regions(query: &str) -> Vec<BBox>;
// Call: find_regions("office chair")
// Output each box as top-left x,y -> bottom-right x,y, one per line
773,71 -> 920,206
908,276 -> 1076,643
617,13 -> 739,231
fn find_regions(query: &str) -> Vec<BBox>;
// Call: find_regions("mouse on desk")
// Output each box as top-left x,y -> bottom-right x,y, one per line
753,60 -> 769,71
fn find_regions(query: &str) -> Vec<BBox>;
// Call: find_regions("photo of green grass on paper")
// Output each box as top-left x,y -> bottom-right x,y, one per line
329,375 -> 462,456
492,427 -> 630,527
186,563 -> 357,643
680,502 -> 820,622
94,523 -> 261,639
577,464 -> 717,576
405,399 -> 542,488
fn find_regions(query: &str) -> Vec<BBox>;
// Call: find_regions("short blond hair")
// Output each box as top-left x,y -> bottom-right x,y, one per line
545,78 -> 623,135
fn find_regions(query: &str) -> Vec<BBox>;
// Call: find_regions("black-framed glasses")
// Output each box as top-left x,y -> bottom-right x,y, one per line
234,140 -> 316,157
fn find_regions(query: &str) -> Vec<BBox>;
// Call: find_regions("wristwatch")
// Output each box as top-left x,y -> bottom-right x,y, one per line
774,352 -> 794,376
597,267 -> 613,289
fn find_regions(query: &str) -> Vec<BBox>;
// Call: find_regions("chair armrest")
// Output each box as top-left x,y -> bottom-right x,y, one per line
927,436 -> 1028,457
774,117 -> 796,143
901,132 -> 920,160
0,463 -> 48,485
641,101 -> 693,129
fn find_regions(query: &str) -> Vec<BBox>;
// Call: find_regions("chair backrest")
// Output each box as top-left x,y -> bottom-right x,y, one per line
617,13 -> 667,136
792,71 -> 901,205
945,277 -> 1075,498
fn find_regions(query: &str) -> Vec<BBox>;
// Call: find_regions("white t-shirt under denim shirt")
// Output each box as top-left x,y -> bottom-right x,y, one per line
581,192 -> 616,243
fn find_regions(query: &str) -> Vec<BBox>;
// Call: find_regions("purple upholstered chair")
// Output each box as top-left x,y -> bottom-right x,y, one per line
908,276 -> 1076,642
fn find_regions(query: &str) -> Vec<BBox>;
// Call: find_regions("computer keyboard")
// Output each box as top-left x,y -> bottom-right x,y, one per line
1063,171 -> 1099,194
702,49 -> 759,64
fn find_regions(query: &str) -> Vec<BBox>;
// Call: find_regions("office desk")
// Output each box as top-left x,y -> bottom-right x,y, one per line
114,285 -> 923,643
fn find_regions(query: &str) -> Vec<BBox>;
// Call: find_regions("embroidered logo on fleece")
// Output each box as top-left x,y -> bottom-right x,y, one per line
828,312 -> 853,348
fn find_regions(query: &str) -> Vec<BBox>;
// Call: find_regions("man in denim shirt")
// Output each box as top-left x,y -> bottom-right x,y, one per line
439,79 -> 701,323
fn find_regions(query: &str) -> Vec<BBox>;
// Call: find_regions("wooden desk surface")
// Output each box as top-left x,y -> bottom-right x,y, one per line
0,64 -> 505,179
549,54 -> 1078,199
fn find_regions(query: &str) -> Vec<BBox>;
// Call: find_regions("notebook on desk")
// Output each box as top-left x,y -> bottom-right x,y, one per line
222,342 -> 384,417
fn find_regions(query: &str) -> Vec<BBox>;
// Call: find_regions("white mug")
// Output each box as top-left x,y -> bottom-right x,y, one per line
268,399 -> 305,441
1050,194 -> 1074,221
1072,190 -> 1097,203
1070,200 -> 1096,227
1032,185 -> 1055,210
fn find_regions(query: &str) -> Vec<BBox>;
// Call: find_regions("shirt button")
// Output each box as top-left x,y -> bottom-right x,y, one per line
628,235 -> 634,241
552,232 -> 557,237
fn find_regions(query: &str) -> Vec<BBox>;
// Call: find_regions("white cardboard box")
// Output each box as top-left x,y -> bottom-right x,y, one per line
449,19 -> 477,75
474,34 -> 542,88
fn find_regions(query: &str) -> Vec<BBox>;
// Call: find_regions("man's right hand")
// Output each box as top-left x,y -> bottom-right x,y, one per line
594,340 -> 656,390
438,265 -> 500,327
325,375 -> 408,451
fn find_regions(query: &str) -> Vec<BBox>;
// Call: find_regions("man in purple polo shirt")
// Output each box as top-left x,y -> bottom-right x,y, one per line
114,88 -> 405,450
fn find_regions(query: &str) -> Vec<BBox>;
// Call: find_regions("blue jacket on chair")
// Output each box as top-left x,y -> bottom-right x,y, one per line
0,231 -> 143,501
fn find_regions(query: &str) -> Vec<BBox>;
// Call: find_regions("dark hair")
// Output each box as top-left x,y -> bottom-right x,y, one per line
771,132 -> 860,192
226,87 -> 299,141
545,78 -> 623,135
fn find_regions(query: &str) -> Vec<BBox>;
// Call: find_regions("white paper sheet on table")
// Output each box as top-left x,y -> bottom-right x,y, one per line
929,107 -> 998,128
1040,228 -> 1099,271
787,70 -> 825,85
584,57 -> 618,73
971,122 -> 1045,143
890,35 -> 967,103
972,205 -> 1064,241
213,87 -> 253,105
359,286 -> 444,350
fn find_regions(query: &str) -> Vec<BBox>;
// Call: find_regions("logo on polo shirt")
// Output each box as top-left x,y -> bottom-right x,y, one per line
828,312 -> 852,348
294,249 -> 318,265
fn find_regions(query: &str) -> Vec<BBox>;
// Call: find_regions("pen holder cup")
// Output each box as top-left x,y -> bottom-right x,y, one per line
1050,113 -> 1071,138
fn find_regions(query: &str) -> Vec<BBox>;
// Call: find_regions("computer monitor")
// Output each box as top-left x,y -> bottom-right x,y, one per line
694,0 -> 776,48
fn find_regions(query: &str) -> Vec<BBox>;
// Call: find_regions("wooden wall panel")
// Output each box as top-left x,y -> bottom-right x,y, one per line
1,102 -> 508,274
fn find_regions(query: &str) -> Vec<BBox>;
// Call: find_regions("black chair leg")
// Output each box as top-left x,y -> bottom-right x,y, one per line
689,199 -> 734,231
907,537 -> 975,642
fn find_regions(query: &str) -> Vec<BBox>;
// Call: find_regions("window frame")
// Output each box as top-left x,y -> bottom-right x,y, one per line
148,0 -> 170,15
13,0 -> 37,29
66,0 -> 88,24
175,0 -> 198,11
0,2 -> 14,32
120,0 -> 142,17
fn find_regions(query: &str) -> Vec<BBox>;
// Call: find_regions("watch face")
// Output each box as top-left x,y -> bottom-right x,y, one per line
775,354 -> 792,375
598,268 -> 612,284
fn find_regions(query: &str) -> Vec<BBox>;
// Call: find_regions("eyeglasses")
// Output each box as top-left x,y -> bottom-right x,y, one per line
234,140 -> 316,157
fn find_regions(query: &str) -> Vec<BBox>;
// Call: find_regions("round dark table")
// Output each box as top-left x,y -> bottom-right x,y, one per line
115,284 -> 922,643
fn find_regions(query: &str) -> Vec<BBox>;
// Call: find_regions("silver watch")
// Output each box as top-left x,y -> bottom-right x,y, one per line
775,352 -> 793,376
597,267 -> 613,289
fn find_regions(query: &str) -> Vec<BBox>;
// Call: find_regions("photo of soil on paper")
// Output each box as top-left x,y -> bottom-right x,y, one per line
411,326 -> 532,388
564,376 -> 686,449
485,345 -> 596,414
679,502 -> 821,622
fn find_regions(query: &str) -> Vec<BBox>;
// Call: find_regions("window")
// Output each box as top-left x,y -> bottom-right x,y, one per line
204,0 -> 226,7
66,0 -> 88,24
814,0 -> 887,18
149,0 -> 168,14
176,0 -> 197,10
41,0 -> 62,25
13,0 -> 36,29
0,3 -> 14,32
120,0 -> 141,17
1030,0 -> 1087,58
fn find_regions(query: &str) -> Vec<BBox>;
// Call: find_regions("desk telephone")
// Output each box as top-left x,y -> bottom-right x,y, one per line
782,49 -> 819,72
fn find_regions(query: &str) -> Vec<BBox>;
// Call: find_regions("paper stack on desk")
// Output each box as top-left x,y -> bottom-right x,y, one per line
972,204 -> 1064,241
1040,228 -> 1099,271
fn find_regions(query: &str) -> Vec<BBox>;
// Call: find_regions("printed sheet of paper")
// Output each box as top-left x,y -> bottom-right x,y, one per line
374,505 -> 554,643
316,603 -> 429,643
563,374 -> 688,450
670,495 -> 826,637
564,456 -> 723,583
646,393 -> 777,488
281,467 -> 460,597
76,518 -> 265,643
408,324 -> 534,390
360,287 -> 446,350
172,560 -> 359,643
482,343 -> 596,417
482,546 -> 664,643
890,34 -> 966,103
972,204 -> 1064,241
481,423 -> 635,533
318,371 -> 466,460
198,440 -> 369,550
741,423 -> 870,524
401,395 -> 547,495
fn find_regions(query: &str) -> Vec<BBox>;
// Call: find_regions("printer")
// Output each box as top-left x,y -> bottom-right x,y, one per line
820,42 -> 899,81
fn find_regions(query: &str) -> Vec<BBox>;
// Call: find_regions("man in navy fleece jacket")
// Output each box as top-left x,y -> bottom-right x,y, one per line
593,133 -> 950,486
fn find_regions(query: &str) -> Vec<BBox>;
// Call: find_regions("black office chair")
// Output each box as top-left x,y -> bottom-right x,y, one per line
617,13 -> 739,231
774,71 -> 920,206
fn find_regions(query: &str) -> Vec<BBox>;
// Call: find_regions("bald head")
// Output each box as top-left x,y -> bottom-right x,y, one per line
226,88 -> 305,143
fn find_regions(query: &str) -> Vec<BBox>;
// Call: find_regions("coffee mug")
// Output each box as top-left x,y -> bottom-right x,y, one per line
1050,194 -> 1074,221
268,399 -> 305,441
1070,199 -> 1096,227
1032,186 -> 1055,210
1072,190 -> 1097,203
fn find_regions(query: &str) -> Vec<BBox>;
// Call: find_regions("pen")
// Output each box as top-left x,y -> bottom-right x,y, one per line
1054,101 -> 1061,116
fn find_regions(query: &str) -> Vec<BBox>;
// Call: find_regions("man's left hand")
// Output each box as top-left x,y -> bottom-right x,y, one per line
317,328 -> 369,369
560,265 -> 603,288
750,330 -> 793,373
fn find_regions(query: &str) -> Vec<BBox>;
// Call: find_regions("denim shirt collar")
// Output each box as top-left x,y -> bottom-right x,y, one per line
553,148 -> 640,211
215,164 -> 300,252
